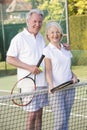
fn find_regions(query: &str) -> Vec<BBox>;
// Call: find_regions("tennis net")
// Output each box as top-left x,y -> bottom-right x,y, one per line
0,81 -> 87,130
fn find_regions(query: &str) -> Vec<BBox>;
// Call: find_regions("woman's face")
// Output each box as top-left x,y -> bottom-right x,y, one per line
47,26 -> 62,44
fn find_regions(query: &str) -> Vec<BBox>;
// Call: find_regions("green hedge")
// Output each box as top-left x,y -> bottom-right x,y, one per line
69,15 -> 87,50
72,50 -> 87,65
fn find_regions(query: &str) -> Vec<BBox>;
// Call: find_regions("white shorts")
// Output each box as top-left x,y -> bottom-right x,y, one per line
21,87 -> 48,112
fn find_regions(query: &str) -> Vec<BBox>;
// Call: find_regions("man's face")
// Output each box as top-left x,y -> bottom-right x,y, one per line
27,13 -> 43,36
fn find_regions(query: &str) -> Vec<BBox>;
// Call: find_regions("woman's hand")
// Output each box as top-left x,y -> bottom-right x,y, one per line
71,73 -> 78,83
49,85 -> 54,94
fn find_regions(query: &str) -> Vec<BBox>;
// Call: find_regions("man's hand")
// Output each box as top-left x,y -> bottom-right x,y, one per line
63,43 -> 70,50
30,66 -> 42,75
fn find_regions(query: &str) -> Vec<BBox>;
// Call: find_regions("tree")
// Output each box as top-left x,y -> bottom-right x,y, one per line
68,0 -> 87,15
38,0 -> 66,22
24,0 -> 87,16
24,0 -> 66,22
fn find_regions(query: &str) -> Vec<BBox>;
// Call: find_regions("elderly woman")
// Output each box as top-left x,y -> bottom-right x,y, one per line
43,21 -> 78,130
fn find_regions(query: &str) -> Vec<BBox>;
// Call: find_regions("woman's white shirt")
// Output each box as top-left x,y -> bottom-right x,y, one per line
43,43 -> 73,87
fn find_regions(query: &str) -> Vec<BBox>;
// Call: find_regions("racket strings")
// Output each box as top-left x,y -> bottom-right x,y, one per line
11,54 -> 45,106
11,76 -> 36,106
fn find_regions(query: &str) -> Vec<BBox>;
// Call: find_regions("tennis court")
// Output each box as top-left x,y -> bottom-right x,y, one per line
0,81 -> 87,130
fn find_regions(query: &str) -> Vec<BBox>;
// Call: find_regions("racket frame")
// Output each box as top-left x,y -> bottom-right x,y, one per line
51,79 -> 80,93
11,55 -> 45,106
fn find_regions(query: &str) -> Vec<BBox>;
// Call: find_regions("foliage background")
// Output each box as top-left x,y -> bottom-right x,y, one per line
0,0 -> 87,65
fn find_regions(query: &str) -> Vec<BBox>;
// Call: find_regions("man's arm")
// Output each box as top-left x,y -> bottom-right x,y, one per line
6,56 -> 41,74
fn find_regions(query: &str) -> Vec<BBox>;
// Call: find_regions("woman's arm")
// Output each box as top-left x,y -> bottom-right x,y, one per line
71,72 -> 78,83
44,58 -> 54,93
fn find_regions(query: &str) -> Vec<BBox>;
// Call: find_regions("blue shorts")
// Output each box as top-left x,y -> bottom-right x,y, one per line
22,87 -> 48,112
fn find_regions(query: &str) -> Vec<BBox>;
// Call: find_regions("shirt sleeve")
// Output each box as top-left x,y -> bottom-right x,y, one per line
69,51 -> 73,58
6,35 -> 21,58
43,47 -> 51,59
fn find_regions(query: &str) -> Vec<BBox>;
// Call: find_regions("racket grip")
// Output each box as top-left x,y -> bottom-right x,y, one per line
36,55 -> 45,67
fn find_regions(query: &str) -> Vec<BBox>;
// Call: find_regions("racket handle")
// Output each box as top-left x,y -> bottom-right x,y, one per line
36,55 -> 45,67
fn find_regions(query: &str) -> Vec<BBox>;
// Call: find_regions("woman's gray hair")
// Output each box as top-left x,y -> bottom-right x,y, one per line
46,21 -> 63,35
45,21 -> 63,41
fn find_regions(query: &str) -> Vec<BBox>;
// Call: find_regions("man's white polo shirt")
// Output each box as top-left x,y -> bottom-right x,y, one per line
7,28 -> 47,88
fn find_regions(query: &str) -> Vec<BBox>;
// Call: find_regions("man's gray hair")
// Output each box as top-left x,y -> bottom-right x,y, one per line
26,8 -> 44,20
26,9 -> 44,27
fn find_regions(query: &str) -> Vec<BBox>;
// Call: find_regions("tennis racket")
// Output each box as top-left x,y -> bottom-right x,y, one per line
51,79 -> 80,93
11,55 -> 45,106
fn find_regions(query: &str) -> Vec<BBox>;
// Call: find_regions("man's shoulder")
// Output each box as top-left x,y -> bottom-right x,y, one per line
37,32 -> 43,39
12,29 -> 25,40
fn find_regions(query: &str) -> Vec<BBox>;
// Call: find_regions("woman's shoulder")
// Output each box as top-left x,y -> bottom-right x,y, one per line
43,44 -> 51,56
